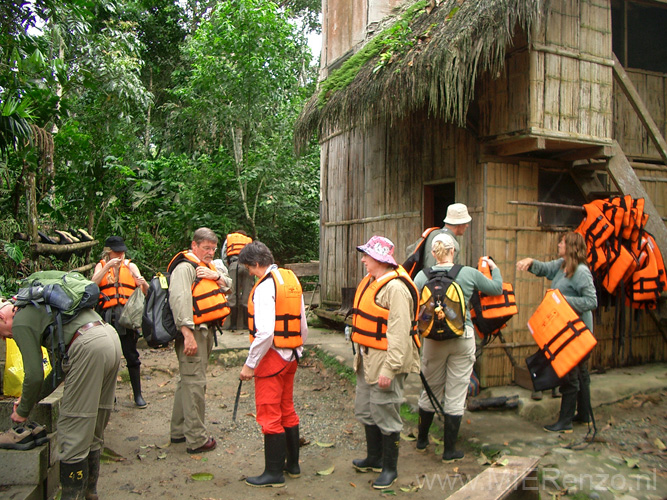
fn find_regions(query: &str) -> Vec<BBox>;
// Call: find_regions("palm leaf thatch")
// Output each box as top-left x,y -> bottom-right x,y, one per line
295,0 -> 550,152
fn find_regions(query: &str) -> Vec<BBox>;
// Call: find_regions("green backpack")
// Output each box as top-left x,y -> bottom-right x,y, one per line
13,271 -> 100,383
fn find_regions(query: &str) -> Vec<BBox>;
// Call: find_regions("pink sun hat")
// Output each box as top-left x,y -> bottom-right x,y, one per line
356,235 -> 398,267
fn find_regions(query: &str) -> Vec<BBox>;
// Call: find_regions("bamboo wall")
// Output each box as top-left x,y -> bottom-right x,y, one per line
319,113 -> 478,306
477,160 -> 666,387
477,0 -> 614,142
614,68 -> 667,160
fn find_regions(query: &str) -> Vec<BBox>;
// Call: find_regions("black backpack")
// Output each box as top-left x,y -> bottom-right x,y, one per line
141,272 -> 179,347
417,265 -> 466,341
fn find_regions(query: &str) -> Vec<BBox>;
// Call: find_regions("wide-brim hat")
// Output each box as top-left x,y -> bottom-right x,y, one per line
444,203 -> 472,225
357,235 -> 398,267
104,236 -> 128,252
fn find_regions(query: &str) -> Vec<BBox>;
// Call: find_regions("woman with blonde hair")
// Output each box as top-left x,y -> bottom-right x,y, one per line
517,231 -> 598,432
92,236 -> 149,408
414,233 -> 503,463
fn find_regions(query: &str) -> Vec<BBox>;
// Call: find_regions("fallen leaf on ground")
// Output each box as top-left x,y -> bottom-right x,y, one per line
191,472 -> 214,481
316,465 -> 335,475
157,452 -> 167,460
349,482 -> 356,487
315,441 -> 334,448
624,457 -> 639,469
654,438 -> 666,450
494,458 -> 509,467
478,452 -> 492,466
400,432 -> 416,441
400,483 -> 421,492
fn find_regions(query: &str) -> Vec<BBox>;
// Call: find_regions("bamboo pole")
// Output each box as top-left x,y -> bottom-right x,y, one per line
507,200 -> 584,211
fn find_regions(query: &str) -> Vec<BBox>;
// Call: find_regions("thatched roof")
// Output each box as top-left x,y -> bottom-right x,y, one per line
295,0 -> 550,151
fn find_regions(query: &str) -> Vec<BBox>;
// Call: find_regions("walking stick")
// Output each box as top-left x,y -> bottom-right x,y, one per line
232,379 -> 243,422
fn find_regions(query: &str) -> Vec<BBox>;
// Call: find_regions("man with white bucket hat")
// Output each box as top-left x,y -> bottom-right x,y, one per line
408,203 -> 472,270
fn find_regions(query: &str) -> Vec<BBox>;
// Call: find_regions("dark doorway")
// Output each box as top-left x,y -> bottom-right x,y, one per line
424,182 -> 455,229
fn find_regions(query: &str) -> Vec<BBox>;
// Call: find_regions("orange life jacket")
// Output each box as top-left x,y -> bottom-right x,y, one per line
575,204 -> 614,247
248,268 -> 303,349
402,227 -> 440,279
527,289 -> 597,378
167,251 -> 230,325
351,266 -> 421,350
98,259 -> 137,309
469,256 -> 518,336
626,234 -> 665,307
226,233 -> 252,257
601,244 -> 637,294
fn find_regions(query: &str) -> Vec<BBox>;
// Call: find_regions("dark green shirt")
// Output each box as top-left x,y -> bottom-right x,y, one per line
12,304 -> 101,417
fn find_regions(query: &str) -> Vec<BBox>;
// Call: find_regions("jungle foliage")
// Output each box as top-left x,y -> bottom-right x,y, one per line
0,0 -> 321,294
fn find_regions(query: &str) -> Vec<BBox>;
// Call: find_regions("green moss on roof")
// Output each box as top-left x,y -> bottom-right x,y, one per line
317,0 -> 429,108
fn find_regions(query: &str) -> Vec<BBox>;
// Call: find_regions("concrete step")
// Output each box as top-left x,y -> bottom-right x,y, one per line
0,386 -> 63,433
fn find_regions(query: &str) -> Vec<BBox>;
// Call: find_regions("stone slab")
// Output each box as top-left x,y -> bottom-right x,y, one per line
0,484 -> 42,500
0,443 -> 48,486
0,385 -> 62,433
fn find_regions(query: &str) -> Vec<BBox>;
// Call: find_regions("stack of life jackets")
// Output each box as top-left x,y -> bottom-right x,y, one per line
575,195 -> 666,309
469,256 -> 518,341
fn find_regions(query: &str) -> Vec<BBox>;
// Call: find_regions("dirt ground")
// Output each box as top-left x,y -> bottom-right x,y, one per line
98,343 -> 667,500
99,344 -> 487,500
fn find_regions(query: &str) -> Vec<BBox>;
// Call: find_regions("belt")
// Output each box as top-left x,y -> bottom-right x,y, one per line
67,320 -> 106,351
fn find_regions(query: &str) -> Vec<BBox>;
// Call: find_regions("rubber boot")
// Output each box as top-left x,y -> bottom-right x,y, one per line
442,414 -> 464,463
544,390 -> 577,433
352,424 -> 383,472
416,409 -> 435,452
284,425 -> 301,478
60,458 -> 88,500
128,366 -> 147,409
372,432 -> 399,490
572,390 -> 590,424
245,433 -> 286,488
85,449 -> 101,500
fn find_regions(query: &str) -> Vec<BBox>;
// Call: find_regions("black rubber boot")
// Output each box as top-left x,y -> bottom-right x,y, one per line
572,389 -> 591,424
352,424 -> 383,472
442,414 -> 464,463
128,366 -> 147,409
544,389 -> 576,433
85,449 -> 101,500
245,433 -> 286,488
416,409 -> 435,452
372,432 -> 399,490
284,425 -> 301,478
60,458 -> 88,500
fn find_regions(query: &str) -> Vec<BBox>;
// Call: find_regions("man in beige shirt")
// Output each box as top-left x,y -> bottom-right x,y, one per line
168,228 -> 231,454
350,236 -> 420,490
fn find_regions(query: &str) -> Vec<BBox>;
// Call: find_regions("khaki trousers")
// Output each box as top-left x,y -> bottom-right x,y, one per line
58,324 -> 121,463
354,355 -> 407,434
417,333 -> 475,416
170,326 -> 214,448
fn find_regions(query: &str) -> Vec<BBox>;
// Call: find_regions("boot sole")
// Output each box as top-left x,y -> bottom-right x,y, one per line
284,471 -> 301,478
372,478 -> 397,490
544,427 -> 573,433
245,480 -> 285,488
353,465 -> 382,473
442,456 -> 464,464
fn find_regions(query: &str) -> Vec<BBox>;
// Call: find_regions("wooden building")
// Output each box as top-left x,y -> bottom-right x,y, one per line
296,0 -> 667,385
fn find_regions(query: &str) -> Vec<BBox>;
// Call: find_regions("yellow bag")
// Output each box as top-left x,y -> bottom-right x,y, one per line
3,338 -> 52,397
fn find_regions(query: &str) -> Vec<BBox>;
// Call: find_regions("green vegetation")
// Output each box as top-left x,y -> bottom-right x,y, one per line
0,0 -> 322,289
400,403 -> 419,425
307,347 -> 356,385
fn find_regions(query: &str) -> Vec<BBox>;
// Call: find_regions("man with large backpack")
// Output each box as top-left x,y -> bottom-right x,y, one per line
168,227 -> 231,454
0,294 -> 121,500
404,203 -> 472,277
221,230 -> 254,331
